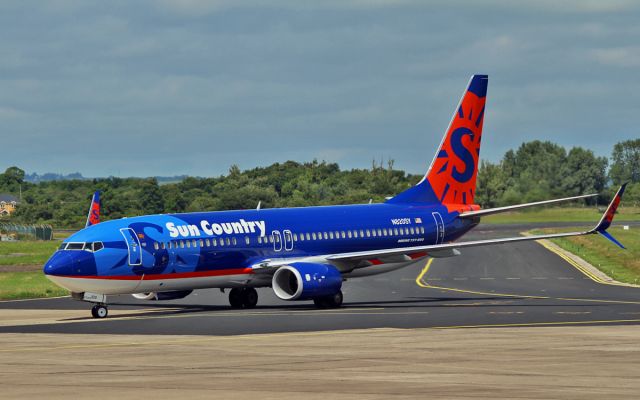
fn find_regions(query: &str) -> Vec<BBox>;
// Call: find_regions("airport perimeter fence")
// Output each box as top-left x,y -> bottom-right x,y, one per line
0,222 -> 53,241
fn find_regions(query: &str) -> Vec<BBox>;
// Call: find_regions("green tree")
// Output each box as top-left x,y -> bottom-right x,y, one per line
138,178 -> 164,215
610,139 -> 640,184
560,147 -> 607,201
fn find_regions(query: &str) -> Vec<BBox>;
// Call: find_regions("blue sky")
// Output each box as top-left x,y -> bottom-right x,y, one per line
1,1 -> 638,177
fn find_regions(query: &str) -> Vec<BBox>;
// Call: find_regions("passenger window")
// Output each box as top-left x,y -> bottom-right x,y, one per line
269,235 -> 274,243
153,242 -> 159,250
180,241 -> 185,249
245,237 -> 250,245
186,241 -> 191,248
382,228 -> 388,236
347,231 -> 352,238
329,232 -> 334,239
199,239 -> 204,247
393,228 -> 398,235
359,230 -> 364,237
204,239 -> 210,247
341,231 -> 346,238
229,238 -> 233,246
323,232 -> 328,240
219,238 -> 224,247
410,227 -> 415,235
420,227 -> 425,234
377,229 -> 382,236
312,233 -> 317,240
293,233 -> 298,241
299,234 -> 304,242
372,230 -> 377,237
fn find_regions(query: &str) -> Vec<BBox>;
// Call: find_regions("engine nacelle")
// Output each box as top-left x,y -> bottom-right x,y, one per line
272,263 -> 342,301
131,290 -> 193,301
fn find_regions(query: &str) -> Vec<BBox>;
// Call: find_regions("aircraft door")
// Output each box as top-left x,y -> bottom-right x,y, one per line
272,230 -> 283,252
431,212 -> 445,245
283,230 -> 294,251
120,228 -> 142,266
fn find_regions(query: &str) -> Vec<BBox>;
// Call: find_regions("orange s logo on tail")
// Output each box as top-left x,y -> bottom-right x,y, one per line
426,75 -> 487,205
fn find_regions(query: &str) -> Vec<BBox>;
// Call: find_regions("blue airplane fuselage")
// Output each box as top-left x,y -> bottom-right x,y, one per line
44,203 -> 477,294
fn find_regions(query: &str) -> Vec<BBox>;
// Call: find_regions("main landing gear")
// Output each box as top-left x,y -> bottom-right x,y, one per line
313,290 -> 343,308
228,287 -> 259,309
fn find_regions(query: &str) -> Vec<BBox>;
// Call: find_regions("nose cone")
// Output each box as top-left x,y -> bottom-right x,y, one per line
43,251 -> 75,276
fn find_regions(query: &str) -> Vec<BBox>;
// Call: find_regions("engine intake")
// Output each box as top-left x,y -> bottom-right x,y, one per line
272,263 -> 342,301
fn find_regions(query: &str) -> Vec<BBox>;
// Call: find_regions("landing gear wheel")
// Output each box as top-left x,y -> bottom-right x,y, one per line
241,288 -> 258,309
229,288 -> 243,308
91,304 -> 108,319
313,290 -> 343,309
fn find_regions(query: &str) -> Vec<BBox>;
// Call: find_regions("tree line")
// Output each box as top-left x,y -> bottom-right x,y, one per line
0,139 -> 638,229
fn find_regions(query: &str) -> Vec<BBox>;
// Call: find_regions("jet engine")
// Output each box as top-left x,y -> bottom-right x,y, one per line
272,262 -> 342,301
131,290 -> 193,301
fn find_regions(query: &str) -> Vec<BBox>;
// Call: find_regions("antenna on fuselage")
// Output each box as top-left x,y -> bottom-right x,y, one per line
256,201 -> 261,210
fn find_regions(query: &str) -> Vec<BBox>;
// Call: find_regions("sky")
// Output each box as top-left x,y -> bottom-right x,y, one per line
1,0 -> 639,177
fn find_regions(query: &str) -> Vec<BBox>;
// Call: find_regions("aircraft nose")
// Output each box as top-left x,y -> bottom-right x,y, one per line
43,251 -> 75,276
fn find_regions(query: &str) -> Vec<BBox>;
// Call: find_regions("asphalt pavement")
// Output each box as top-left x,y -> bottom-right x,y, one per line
1,223 -> 639,335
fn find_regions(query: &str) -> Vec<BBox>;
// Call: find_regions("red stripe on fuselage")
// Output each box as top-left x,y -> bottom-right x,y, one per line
56,268 -> 254,281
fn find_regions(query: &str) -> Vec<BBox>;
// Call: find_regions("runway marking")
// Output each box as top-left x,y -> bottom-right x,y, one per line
487,311 -> 524,315
415,259 -> 549,299
416,259 -> 640,305
429,319 -> 640,329
554,311 -> 592,315
479,277 -> 495,280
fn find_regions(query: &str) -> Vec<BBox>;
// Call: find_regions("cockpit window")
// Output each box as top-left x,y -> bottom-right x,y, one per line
58,243 -> 67,250
66,242 -> 85,250
92,242 -> 104,252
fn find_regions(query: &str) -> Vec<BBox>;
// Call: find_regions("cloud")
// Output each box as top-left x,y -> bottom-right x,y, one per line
0,2 -> 638,177
591,46 -> 640,67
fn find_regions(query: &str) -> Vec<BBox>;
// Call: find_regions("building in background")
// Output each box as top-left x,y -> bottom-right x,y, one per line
0,194 -> 19,216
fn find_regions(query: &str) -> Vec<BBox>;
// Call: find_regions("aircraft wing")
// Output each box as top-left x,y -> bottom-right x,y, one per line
327,184 -> 627,262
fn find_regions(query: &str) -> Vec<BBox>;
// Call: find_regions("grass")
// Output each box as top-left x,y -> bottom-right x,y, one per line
536,226 -> 640,284
483,206 -> 640,224
0,240 -> 59,266
0,271 -> 68,300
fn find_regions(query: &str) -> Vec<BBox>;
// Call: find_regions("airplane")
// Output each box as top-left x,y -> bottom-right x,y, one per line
43,75 -> 627,318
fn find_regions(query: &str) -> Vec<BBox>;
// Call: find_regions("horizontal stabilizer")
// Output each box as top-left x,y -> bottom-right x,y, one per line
458,193 -> 596,218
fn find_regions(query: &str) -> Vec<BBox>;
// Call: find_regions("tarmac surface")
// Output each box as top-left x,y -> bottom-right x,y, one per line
2,222 -> 640,398
1,223 -> 639,334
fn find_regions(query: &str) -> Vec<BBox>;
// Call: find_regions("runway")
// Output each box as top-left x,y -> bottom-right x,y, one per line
1,223 -> 639,335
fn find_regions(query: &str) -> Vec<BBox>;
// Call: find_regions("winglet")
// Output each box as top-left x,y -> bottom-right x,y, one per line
85,191 -> 101,228
591,183 -> 627,249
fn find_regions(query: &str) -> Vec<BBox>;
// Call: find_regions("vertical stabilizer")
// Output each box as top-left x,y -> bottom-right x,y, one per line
387,75 -> 488,205
85,191 -> 101,228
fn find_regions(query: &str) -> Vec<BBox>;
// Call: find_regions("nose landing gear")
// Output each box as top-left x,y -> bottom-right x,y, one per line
91,304 -> 109,318
71,292 -> 109,319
